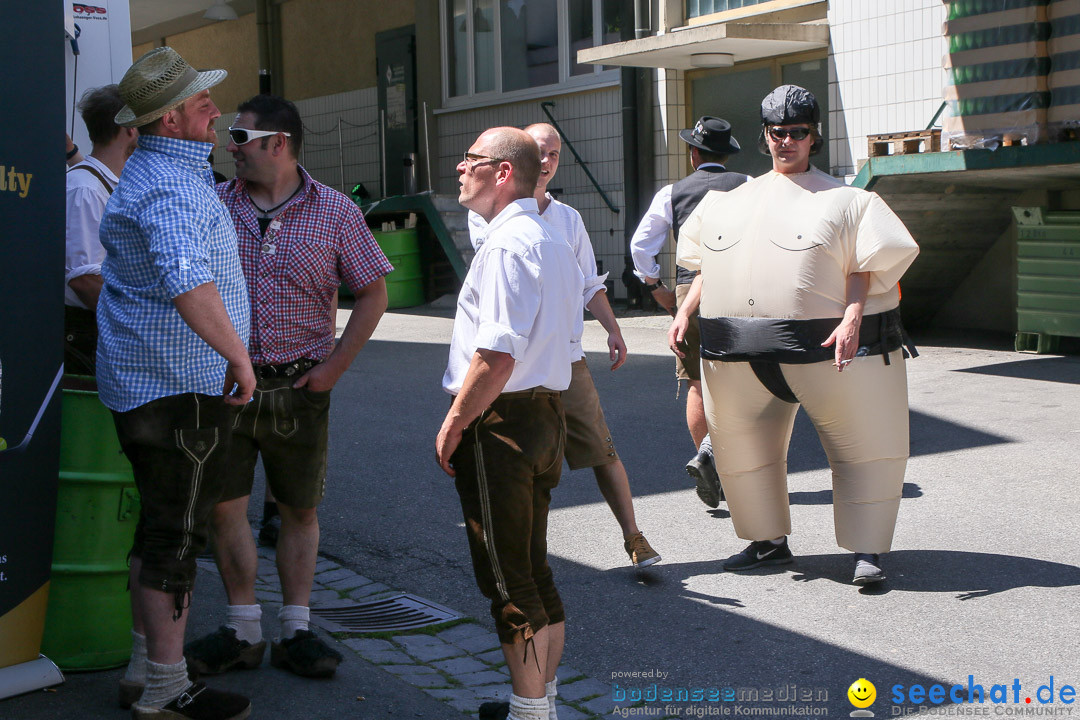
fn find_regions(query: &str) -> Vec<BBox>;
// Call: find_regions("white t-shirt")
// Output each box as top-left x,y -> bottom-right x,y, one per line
65,156 -> 118,308
677,167 -> 919,320
444,199 -> 585,395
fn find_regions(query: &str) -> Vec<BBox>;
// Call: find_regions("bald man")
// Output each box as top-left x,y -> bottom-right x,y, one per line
469,123 -> 660,569
438,127 -> 584,720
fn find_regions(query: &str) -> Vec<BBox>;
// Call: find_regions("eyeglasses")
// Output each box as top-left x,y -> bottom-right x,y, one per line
462,151 -> 504,168
228,127 -> 292,146
767,126 -> 812,142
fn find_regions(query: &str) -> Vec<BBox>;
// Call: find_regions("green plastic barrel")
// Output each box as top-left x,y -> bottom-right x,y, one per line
41,381 -> 138,670
375,228 -> 425,309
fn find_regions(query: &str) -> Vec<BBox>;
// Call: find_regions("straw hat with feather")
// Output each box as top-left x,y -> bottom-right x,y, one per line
115,47 -> 227,128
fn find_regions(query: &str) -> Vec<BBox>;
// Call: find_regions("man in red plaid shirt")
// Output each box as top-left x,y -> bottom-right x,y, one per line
185,94 -> 392,679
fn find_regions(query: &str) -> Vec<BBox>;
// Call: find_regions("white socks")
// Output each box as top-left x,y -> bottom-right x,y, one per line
699,433 -> 713,455
546,678 -> 560,720
278,605 -> 310,639
227,603 -> 308,640
509,693 -> 549,720
226,604 -> 263,644
136,659 -> 191,708
123,630 -> 147,684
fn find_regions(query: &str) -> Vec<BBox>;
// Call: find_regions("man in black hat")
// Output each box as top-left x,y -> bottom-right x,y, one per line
629,116 -> 749,510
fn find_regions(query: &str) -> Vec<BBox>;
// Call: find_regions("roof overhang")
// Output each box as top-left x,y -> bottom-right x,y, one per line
130,0 -> 256,46
577,21 -> 829,71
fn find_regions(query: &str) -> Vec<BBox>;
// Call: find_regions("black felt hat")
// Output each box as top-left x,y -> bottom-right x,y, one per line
679,116 -> 741,155
760,85 -> 820,126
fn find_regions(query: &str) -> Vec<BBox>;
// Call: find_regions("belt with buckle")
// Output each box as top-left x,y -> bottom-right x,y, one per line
253,358 -> 318,380
500,388 -> 561,400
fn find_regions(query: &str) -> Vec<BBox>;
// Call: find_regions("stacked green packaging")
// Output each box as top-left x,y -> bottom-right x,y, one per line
942,0 -> 1051,146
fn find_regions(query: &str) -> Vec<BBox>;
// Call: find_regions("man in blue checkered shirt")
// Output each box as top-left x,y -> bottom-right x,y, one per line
97,47 -> 255,720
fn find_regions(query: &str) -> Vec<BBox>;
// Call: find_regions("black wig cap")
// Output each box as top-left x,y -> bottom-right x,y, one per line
760,85 -> 820,126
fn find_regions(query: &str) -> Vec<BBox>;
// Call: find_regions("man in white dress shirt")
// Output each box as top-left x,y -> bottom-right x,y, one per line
64,84 -> 138,375
628,117 -> 749,509
437,127 -> 583,720
468,123 -> 660,568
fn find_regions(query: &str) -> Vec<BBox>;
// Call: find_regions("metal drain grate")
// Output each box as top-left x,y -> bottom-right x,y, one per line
309,593 -> 462,633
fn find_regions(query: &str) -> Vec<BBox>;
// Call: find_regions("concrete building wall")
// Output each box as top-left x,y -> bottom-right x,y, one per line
828,0 -> 949,178
279,0 -> 414,101
131,1 -> 414,113
648,67 -> 691,287
434,88 -> 628,293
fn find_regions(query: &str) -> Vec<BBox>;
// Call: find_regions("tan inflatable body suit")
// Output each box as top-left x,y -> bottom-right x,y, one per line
677,166 -> 919,553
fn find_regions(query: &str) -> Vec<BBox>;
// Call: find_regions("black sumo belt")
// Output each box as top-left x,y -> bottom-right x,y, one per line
698,308 -> 918,404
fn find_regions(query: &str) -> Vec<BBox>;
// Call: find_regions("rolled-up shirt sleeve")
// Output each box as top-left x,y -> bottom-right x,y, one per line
138,181 -> 217,298
473,247 -> 542,361
65,186 -> 106,283
630,184 -> 673,281
850,193 -> 919,295
570,216 -> 608,306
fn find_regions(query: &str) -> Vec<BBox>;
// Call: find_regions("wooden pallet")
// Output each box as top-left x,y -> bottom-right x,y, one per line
867,129 -> 942,157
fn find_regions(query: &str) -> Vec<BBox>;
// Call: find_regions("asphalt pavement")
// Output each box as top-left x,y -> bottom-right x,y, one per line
5,303 -> 1079,719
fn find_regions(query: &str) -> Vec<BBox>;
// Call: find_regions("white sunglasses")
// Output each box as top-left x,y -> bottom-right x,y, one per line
228,127 -> 292,146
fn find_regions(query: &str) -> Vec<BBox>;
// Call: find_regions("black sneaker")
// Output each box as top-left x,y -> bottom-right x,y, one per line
723,538 -> 794,571
131,682 -> 251,720
258,515 -> 281,548
270,629 -> 343,678
479,701 -> 510,719
686,449 -> 724,508
184,626 -> 266,676
853,553 -> 886,585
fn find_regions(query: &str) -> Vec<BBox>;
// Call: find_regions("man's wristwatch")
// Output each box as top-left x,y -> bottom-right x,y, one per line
642,278 -> 665,292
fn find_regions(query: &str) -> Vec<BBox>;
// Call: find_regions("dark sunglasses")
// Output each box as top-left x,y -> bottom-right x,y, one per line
228,127 -> 292,146
767,126 -> 812,142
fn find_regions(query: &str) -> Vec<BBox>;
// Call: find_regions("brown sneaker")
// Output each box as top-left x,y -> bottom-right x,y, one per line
624,532 -> 661,568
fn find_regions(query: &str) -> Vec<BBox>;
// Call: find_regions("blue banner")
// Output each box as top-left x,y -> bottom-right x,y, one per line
0,2 -> 65,671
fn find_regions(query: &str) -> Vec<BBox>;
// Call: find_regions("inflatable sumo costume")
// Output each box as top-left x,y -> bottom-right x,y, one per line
676,86 -> 919,565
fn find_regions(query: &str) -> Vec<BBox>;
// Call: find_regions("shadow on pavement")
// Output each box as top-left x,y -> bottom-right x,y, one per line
784,550 -> 1080,599
564,547 -> 1080,715
955,357 -> 1080,386
560,554 -> 956,717
787,482 -> 923,506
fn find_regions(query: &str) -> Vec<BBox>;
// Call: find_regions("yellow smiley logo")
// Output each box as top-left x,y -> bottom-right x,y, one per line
848,678 -> 876,709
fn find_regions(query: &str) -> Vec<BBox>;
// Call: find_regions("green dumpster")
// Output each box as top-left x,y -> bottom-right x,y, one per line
40,380 -> 138,670
375,228 -> 425,309
1013,208 -> 1080,353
